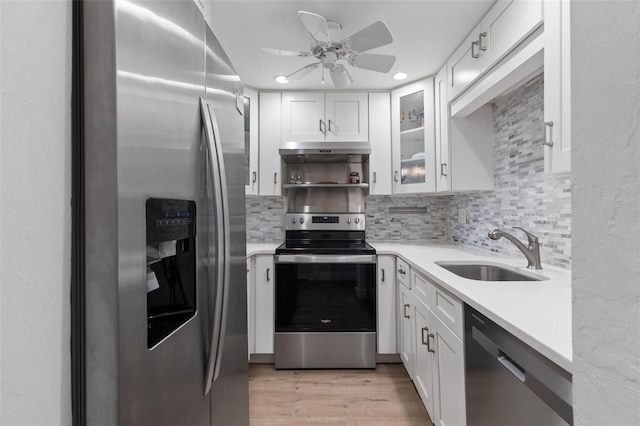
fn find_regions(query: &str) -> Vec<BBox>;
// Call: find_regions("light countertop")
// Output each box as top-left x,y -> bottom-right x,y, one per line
246,240 -> 572,372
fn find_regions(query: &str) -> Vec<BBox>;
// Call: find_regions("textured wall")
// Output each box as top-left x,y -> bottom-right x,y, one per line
447,75 -> 572,268
365,195 -> 448,241
246,196 -> 285,242
571,1 -> 640,425
0,1 -> 72,424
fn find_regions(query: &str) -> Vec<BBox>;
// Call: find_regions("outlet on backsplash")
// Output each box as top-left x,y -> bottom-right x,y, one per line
458,208 -> 468,224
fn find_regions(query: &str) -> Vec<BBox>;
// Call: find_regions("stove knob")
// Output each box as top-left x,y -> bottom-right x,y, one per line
291,217 -> 297,224
347,217 -> 352,224
299,217 -> 305,224
354,217 -> 360,224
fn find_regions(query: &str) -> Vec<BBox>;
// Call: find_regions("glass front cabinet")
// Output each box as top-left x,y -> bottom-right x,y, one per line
391,78 -> 436,193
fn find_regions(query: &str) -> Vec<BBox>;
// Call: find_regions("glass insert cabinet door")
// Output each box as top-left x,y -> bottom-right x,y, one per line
391,78 -> 436,193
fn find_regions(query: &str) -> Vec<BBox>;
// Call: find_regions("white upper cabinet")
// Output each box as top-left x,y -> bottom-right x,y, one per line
368,93 -> 392,195
448,23 -> 484,100
543,0 -> 571,173
281,92 -> 368,143
258,92 -> 283,196
480,0 -> 543,67
324,93 -> 369,142
434,66 -> 450,193
244,87 -> 259,196
447,0 -> 543,101
391,78 -> 436,194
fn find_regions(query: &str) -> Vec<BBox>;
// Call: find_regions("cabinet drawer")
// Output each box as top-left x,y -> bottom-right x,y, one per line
396,258 -> 410,289
431,284 -> 463,341
411,269 -> 433,308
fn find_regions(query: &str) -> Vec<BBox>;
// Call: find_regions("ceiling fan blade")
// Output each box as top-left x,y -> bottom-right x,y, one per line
350,53 -> 396,73
287,63 -> 320,81
345,21 -> 393,53
330,65 -> 353,89
298,11 -> 331,44
261,47 -> 309,57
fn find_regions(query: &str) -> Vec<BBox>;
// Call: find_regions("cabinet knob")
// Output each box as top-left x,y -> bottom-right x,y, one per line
354,217 -> 360,224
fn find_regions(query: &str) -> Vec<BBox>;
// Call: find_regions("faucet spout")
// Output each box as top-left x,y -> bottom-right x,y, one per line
488,227 -> 542,270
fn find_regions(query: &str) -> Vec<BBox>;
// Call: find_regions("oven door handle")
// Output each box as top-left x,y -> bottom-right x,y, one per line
275,254 -> 377,264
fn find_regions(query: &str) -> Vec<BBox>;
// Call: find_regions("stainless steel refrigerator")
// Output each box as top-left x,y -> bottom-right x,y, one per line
74,1 -> 248,424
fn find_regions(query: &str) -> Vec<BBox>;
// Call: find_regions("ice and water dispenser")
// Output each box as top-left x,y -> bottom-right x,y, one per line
145,198 -> 196,348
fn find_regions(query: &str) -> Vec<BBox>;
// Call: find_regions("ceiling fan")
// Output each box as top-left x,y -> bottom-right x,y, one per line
262,11 -> 396,88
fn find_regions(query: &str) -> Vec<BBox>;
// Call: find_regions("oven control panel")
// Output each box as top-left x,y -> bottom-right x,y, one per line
285,213 -> 365,231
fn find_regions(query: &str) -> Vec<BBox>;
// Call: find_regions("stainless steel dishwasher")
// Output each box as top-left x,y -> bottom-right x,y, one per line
465,305 -> 573,425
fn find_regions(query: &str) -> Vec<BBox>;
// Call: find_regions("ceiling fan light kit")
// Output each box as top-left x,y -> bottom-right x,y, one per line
262,10 -> 397,88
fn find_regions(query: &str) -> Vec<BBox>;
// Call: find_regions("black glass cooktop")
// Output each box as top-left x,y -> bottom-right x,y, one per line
276,231 -> 376,255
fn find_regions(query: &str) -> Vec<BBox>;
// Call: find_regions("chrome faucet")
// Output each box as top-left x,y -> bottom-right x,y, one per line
488,227 -> 542,270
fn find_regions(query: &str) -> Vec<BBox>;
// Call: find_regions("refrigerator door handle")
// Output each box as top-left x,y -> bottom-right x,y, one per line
200,98 -> 228,396
208,100 -> 231,385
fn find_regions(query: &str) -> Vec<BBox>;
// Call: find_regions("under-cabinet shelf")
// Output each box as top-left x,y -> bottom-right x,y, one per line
281,183 -> 369,189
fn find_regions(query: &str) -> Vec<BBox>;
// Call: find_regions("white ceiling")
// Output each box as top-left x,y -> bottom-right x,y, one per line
209,0 -> 496,91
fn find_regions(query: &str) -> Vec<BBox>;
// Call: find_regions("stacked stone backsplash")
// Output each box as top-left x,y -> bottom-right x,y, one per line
245,196 -> 284,242
447,75 -> 571,268
365,195 -> 449,241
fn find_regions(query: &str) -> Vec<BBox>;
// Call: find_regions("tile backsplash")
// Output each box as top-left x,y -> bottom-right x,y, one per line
245,196 -> 284,242
244,75 -> 571,267
365,195 -> 449,241
446,75 -> 571,268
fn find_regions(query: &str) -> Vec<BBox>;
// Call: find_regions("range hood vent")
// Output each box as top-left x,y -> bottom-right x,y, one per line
279,141 -> 371,163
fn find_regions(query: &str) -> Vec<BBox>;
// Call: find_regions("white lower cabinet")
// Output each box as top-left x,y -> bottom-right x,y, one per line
412,294 -> 436,421
395,257 -> 467,425
398,283 -> 413,376
252,254 -> 274,354
377,255 -> 396,354
432,313 -> 466,426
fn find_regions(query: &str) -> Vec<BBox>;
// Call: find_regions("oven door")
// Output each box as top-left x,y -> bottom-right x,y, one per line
274,254 -> 377,333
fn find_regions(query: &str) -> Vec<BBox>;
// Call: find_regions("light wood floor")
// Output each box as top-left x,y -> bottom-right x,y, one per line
249,364 -> 432,426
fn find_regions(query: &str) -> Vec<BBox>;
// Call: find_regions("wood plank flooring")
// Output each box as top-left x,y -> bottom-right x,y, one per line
249,364 -> 433,426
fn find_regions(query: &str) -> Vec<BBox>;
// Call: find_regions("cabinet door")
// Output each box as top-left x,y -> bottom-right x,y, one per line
543,0 -> 571,173
432,314 -> 466,426
398,283 -> 413,376
258,92 -> 282,196
368,92 -> 392,195
480,0 -> 543,68
324,93 -> 368,142
253,255 -> 274,354
413,295 -> 435,420
447,23 -> 483,100
377,255 -> 396,354
244,88 -> 259,195
434,66 -> 450,192
281,92 -> 325,142
391,78 -> 436,194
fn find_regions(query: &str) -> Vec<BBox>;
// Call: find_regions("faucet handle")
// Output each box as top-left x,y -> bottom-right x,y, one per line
513,227 -> 538,243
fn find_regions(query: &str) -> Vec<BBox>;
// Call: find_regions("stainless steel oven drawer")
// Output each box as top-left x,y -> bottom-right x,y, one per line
275,332 -> 376,369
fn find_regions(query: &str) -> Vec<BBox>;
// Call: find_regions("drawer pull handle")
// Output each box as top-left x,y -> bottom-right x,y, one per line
471,40 -> 480,59
427,333 -> 435,353
403,304 -> 410,319
421,327 -> 429,345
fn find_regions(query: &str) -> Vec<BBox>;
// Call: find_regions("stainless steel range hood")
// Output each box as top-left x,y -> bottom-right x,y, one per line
279,141 -> 371,163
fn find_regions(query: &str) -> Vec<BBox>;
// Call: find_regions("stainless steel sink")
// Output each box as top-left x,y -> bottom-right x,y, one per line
436,261 -> 546,281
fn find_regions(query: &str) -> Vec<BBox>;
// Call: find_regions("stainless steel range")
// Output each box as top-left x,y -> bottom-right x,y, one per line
274,213 -> 377,369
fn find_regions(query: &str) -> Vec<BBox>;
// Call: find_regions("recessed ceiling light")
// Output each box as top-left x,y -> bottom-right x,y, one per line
393,72 -> 408,81
275,75 -> 289,84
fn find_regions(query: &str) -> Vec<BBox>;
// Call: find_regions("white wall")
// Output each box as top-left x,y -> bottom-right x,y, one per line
0,1 -> 72,425
572,1 -> 640,425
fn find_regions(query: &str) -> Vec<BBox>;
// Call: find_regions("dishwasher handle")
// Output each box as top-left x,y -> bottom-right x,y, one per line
498,351 -> 526,382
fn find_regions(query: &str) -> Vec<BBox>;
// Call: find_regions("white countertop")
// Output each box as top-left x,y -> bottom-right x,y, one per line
246,240 -> 572,372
